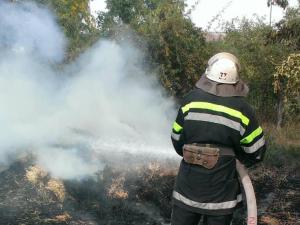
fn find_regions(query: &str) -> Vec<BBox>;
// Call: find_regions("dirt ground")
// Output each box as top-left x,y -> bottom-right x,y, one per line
0,154 -> 299,225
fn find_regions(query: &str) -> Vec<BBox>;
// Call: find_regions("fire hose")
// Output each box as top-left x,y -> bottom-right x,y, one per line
236,160 -> 257,225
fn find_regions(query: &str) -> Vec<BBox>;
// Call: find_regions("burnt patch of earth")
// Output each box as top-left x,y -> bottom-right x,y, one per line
0,154 -> 299,225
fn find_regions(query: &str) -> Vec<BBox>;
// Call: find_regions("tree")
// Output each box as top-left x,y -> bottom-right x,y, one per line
269,5 -> 300,51
273,53 -> 300,128
98,0 -> 208,96
24,0 -> 99,60
210,18 -> 290,121
105,0 -> 146,24
267,0 -> 289,9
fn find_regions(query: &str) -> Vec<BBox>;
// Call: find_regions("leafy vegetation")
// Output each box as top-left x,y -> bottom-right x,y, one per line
98,0 -> 299,125
0,1 -> 299,225
273,53 -> 300,126
16,0 -> 300,125
98,0 -> 208,96
208,19 -> 287,121
24,0 -> 99,60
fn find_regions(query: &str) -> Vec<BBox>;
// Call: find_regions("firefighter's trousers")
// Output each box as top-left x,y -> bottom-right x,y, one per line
171,204 -> 233,225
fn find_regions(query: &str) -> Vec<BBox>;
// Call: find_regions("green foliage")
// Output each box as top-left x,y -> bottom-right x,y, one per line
210,2 -> 300,125
136,1 -> 207,96
105,0 -> 146,24
273,53 -> 300,120
209,18 -> 289,120
270,6 -> 300,51
9,0 -> 300,125
98,0 -> 162,34
98,0 -> 207,96
27,0 -> 99,60
267,0 -> 289,9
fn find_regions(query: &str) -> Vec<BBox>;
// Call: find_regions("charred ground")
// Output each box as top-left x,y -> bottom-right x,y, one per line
0,152 -> 299,225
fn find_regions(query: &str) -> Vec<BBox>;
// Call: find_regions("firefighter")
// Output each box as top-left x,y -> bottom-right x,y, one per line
170,52 -> 266,225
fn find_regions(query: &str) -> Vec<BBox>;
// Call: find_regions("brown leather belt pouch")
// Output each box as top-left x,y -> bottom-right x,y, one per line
183,144 -> 220,169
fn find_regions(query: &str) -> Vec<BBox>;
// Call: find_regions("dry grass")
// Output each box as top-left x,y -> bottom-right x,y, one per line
148,161 -> 178,177
263,122 -> 300,147
44,212 -> 72,223
46,178 -> 66,202
107,176 -> 128,199
2,154 -> 298,225
25,165 -> 66,202
25,165 -> 47,185
260,216 -> 281,225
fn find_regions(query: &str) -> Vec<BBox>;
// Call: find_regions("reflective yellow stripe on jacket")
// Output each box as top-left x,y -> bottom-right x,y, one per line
181,102 -> 250,126
173,121 -> 183,133
240,126 -> 263,144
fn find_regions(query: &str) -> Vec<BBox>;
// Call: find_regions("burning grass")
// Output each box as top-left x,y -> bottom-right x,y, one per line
0,152 -> 299,225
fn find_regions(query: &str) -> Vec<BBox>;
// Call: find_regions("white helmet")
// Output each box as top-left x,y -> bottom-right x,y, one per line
205,52 -> 241,84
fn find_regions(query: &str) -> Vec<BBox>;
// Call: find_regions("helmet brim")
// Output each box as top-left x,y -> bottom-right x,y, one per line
195,74 -> 249,97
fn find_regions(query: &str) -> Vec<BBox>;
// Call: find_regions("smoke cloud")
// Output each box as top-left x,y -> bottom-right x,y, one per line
0,1 -> 66,62
0,1 -> 177,179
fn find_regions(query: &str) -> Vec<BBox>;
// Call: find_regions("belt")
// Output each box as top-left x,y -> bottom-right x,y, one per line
182,143 -> 235,169
195,144 -> 235,156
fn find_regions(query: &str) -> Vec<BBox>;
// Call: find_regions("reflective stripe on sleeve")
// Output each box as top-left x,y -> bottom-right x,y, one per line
181,102 -> 249,126
240,126 -> 263,144
173,191 -> 242,210
171,132 -> 181,141
242,136 -> 265,153
173,121 -> 183,133
185,112 -> 245,135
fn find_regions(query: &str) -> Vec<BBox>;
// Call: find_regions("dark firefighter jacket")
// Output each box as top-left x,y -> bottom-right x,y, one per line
171,88 -> 266,215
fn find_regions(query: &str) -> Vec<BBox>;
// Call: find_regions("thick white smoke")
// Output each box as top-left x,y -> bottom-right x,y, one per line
0,1 -> 66,62
0,1 -> 177,179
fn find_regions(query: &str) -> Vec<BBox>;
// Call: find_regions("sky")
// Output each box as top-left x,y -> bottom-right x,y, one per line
89,0 -> 299,31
